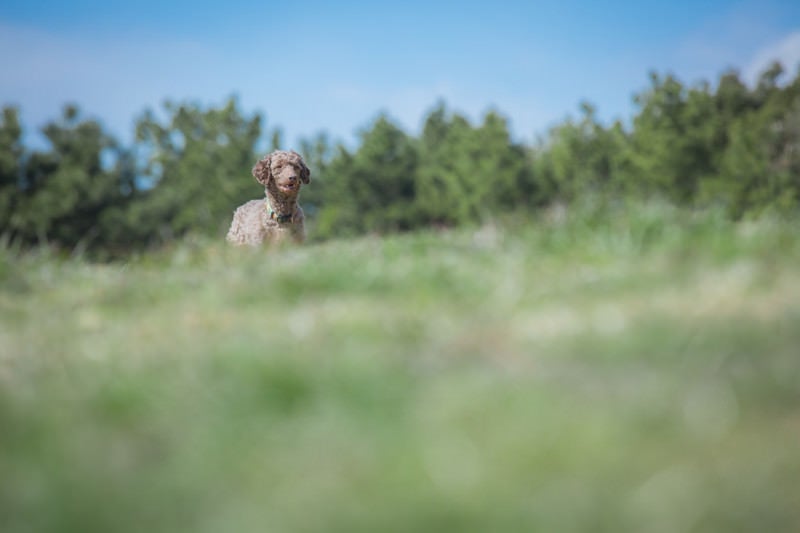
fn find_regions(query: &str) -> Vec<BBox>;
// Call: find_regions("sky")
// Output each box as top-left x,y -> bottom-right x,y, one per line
1,0 -> 800,148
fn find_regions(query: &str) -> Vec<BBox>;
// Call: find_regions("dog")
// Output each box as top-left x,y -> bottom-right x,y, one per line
226,150 -> 311,246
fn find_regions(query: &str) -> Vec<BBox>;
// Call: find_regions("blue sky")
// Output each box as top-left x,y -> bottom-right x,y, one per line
2,0 -> 800,147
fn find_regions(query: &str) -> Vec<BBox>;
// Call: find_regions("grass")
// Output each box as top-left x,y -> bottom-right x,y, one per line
1,203 -> 800,532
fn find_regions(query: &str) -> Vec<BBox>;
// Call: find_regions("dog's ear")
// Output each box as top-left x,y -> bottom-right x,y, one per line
252,154 -> 272,185
299,159 -> 311,184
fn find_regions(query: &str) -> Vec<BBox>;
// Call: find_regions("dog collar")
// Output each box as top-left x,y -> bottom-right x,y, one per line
265,199 -> 294,224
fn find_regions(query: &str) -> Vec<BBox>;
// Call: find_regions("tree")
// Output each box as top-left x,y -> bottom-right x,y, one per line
315,115 -> 418,237
709,64 -> 800,216
532,102 -> 628,203
129,97 -> 263,244
627,73 -> 714,201
297,131 -> 335,221
2,105 -> 132,252
415,103 -> 534,226
0,107 -> 24,238
415,103 -> 479,225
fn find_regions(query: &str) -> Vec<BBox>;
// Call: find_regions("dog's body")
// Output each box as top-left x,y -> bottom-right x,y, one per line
226,150 -> 310,246
226,199 -> 306,246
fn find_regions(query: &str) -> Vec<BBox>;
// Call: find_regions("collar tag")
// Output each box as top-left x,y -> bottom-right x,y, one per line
265,200 -> 293,224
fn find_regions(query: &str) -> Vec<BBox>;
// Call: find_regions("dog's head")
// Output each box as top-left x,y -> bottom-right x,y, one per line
252,150 -> 311,196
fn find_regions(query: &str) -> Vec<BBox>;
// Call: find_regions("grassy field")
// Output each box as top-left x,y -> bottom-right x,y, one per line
1,203 -> 799,532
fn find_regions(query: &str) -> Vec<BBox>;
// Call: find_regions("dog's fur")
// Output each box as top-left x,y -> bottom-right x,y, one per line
226,150 -> 311,246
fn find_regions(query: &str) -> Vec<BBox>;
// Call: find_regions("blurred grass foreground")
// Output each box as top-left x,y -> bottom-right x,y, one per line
1,203 -> 799,532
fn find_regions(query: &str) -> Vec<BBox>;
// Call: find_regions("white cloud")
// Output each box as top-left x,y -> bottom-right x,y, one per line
744,31 -> 800,84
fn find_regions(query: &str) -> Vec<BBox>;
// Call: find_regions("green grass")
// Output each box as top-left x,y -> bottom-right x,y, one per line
2,204 -> 800,532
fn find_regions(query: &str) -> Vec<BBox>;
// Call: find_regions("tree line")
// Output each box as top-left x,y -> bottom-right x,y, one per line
1,62 -> 799,257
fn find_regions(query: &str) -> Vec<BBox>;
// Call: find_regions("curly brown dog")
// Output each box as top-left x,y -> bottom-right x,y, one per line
226,150 -> 311,246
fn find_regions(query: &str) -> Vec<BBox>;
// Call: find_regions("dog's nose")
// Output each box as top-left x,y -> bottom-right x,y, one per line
287,175 -> 297,183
